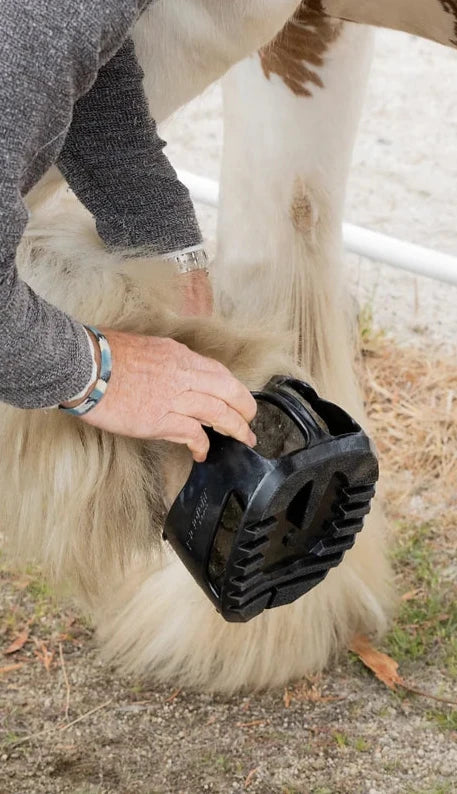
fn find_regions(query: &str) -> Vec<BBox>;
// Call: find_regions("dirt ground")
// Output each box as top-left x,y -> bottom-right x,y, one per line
1,495 -> 456,794
1,24 -> 457,794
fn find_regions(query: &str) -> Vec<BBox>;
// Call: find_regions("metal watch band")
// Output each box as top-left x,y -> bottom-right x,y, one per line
167,249 -> 209,275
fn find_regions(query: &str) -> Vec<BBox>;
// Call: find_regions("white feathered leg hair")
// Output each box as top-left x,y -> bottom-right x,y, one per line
0,3 -> 394,692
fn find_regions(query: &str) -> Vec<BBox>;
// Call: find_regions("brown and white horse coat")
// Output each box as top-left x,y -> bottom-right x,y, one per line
316,0 -> 457,47
1,1 -> 452,691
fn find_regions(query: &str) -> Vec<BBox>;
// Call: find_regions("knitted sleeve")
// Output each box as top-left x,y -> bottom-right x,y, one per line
58,38 -> 202,255
0,0 -> 199,411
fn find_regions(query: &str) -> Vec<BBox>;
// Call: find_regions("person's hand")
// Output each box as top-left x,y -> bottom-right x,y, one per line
78,329 -> 257,462
179,269 -> 213,317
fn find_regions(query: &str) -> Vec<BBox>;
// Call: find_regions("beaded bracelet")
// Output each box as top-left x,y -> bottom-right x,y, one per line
59,326 -> 112,417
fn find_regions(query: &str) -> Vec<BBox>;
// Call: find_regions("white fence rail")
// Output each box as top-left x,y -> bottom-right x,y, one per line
177,169 -> 457,287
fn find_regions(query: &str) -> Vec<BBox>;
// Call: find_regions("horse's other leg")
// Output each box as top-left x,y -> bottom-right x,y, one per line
216,10 -> 373,406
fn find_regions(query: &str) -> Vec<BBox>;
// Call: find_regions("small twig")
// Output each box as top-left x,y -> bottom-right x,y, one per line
129,699 -> 154,706
244,768 -> 259,788
236,719 -> 270,729
164,688 -> 181,703
59,643 -> 71,721
11,698 -> 113,747
398,682 -> 457,708
57,698 -> 113,733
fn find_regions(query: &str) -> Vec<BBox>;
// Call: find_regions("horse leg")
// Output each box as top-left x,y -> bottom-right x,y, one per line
216,7 -> 372,403
7,3 -> 394,692
96,14 -> 394,692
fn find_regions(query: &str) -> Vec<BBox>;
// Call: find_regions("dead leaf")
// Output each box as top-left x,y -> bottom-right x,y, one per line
295,683 -> 341,704
4,628 -> 29,655
350,636 -> 457,706
401,589 -> 421,601
0,663 -> 24,675
349,634 -> 403,690
284,678 -> 342,706
34,640 -> 54,673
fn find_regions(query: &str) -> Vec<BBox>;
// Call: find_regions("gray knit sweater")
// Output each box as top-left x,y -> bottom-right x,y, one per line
0,0 -> 202,409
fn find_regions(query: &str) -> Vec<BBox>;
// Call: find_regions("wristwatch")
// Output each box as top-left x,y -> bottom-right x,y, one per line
165,248 -> 209,276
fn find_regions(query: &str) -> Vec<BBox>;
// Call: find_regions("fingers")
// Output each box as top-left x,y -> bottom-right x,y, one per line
184,368 -> 257,424
171,392 -> 257,448
160,414 -> 210,462
79,332 -> 258,462
167,341 -> 257,422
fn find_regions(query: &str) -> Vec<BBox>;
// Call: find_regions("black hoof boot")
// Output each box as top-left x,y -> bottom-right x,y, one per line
164,377 -> 378,623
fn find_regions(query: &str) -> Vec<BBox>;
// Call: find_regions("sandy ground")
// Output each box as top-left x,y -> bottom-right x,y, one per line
1,26 -> 457,794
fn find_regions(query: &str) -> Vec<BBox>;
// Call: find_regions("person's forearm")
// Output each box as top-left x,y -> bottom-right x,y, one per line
0,268 -> 94,409
0,0 -> 153,409
58,38 -> 202,256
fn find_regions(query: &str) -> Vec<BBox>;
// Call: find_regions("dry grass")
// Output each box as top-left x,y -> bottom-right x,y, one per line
357,333 -> 457,680
359,335 -> 457,526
